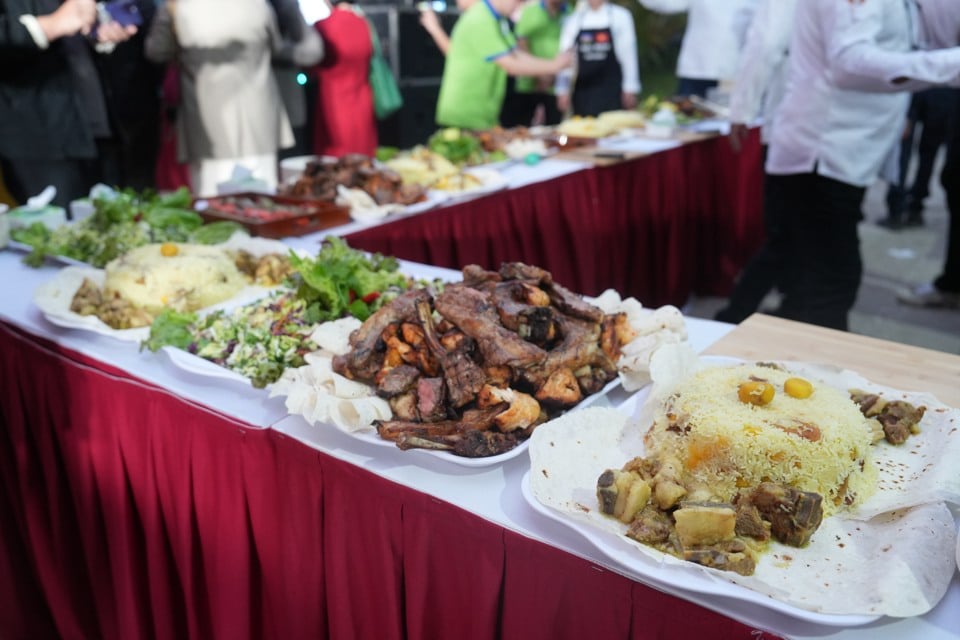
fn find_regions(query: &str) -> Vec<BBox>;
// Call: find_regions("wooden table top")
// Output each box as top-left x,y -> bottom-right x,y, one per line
703,314 -> 960,408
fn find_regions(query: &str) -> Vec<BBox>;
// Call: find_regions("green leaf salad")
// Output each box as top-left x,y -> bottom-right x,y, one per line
426,128 -> 506,166
143,237 -> 418,387
11,187 -> 245,268
143,293 -> 318,389
288,236 -> 410,323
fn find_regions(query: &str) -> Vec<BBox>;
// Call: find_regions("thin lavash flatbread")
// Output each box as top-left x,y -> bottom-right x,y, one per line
528,345 -> 959,617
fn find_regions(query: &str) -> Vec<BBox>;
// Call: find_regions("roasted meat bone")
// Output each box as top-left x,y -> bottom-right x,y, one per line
334,288 -> 432,382
434,284 -> 547,370
417,299 -> 486,409
375,406 -> 522,457
522,314 -> 618,398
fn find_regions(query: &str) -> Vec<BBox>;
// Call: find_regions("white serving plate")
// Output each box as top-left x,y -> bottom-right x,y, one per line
161,345 -> 254,386
429,167 -> 508,204
525,353 -> 960,622
8,238 -> 88,267
347,189 -> 451,224
32,235 -> 293,342
336,376 -> 623,469
520,471 -> 882,627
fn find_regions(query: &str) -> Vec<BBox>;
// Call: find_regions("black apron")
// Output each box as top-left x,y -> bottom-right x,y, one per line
571,8 -> 622,117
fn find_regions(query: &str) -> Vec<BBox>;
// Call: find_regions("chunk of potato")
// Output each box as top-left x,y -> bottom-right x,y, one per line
618,478 -> 651,524
673,503 -> 737,547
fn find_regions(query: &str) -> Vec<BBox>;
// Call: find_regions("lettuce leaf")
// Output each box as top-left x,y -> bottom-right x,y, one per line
288,237 -> 409,322
141,308 -> 198,352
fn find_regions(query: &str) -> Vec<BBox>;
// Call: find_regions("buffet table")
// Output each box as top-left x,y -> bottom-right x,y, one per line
340,130 -> 766,308
1,249 -> 957,640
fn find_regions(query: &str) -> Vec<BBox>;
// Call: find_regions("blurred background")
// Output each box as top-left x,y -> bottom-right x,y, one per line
319,0 -> 687,148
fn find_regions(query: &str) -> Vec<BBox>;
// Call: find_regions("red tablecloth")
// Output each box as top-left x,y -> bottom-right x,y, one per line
345,132 -> 765,308
0,320 -> 781,639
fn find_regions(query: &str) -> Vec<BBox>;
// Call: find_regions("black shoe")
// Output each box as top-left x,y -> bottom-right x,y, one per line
903,214 -> 924,227
903,196 -> 924,226
877,217 -> 904,230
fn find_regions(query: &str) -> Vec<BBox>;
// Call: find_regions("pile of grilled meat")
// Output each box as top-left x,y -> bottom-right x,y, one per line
332,263 -> 635,457
282,154 -> 427,206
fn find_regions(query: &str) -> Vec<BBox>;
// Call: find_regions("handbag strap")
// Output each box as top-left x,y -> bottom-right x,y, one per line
367,19 -> 384,58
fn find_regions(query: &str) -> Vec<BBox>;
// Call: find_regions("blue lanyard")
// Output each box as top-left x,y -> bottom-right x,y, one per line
483,0 -> 514,44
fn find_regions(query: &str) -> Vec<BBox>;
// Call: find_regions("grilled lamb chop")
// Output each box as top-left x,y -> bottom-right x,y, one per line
375,405 -> 505,445
417,299 -> 487,408
376,364 -> 420,398
394,429 -> 521,457
449,429 -> 521,457
461,264 -> 501,288
499,262 -> 551,284
546,280 -> 604,324
333,289 -> 432,381
497,262 -> 604,324
416,377 -> 448,422
490,280 -> 555,340
523,314 -> 617,394
434,285 -> 547,370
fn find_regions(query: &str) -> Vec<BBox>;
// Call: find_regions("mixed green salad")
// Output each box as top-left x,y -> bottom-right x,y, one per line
11,187 -> 243,268
144,292 -> 319,389
142,237 -> 419,388
427,128 -> 506,166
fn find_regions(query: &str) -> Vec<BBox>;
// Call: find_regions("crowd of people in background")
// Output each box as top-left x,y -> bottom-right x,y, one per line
1,0 -> 959,326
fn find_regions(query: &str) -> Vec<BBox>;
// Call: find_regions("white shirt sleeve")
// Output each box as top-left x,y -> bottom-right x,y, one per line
827,0 -> 960,92
17,15 -> 50,49
727,0 -> 791,124
613,6 -> 640,94
636,0 -> 691,14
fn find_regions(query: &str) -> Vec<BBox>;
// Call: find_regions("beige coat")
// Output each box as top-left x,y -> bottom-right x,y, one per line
145,0 -> 295,162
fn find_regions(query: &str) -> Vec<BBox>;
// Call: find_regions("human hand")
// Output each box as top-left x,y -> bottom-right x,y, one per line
552,49 -> 574,73
728,122 -> 749,153
38,0 -> 97,41
556,93 -> 570,114
621,92 -> 637,110
96,19 -> 138,44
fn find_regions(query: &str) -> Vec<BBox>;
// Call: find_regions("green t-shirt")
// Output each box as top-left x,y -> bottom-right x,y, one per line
514,2 -> 570,94
435,1 -> 517,131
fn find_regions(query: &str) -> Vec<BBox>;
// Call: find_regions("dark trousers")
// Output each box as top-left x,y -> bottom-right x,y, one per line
886,88 -> 956,218
935,88 -> 960,293
507,91 -> 563,127
769,172 -> 866,331
499,76 -> 529,128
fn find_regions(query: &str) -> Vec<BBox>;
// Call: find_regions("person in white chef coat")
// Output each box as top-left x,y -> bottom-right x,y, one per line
762,0 -> 960,331
896,0 -> 960,308
712,0 -> 797,324
555,0 -> 640,116
636,0 -> 757,97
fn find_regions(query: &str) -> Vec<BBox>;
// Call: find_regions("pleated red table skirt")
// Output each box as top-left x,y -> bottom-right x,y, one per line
345,132 -> 765,308
0,320 -> 780,639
